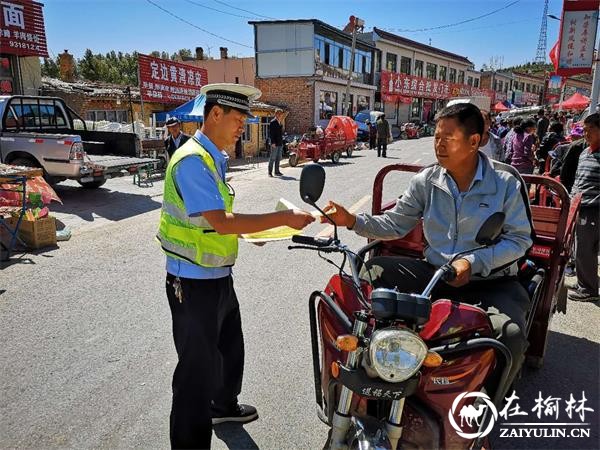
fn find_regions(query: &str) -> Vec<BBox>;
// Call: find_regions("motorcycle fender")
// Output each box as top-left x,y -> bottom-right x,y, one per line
348,415 -> 393,450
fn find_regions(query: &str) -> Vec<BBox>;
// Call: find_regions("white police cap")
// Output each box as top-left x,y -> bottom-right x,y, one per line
200,83 -> 262,117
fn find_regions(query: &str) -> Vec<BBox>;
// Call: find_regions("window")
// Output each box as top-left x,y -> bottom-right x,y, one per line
449,68 -> 456,83
414,60 -> 424,77
260,116 -> 274,142
324,43 -> 331,65
467,76 -> 473,86
386,53 -> 397,72
86,110 -> 128,123
504,82 -> 509,93
338,47 -> 344,69
458,70 -> 465,84
498,81 -> 503,92
5,101 -> 68,130
439,66 -> 447,81
314,36 -> 325,62
493,80 -> 498,91
320,91 -> 337,120
342,93 -> 354,116
526,83 -> 531,93
474,78 -> 479,88
400,56 -> 411,75
243,123 -> 252,143
426,63 -> 437,80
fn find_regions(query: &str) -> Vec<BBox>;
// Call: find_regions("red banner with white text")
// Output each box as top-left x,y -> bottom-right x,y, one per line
381,70 -> 495,104
0,0 -> 48,57
138,54 -> 208,104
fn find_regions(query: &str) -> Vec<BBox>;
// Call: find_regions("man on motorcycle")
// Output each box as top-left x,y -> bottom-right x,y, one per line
322,102 -> 533,395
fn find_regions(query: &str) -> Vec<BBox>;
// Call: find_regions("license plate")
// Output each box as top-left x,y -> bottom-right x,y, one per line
80,176 -> 94,183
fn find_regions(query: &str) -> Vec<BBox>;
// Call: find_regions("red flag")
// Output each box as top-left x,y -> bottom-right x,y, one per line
549,40 -> 559,72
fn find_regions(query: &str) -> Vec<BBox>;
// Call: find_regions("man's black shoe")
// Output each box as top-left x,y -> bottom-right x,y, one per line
275,171 -> 283,176
268,173 -> 273,177
212,404 -> 258,425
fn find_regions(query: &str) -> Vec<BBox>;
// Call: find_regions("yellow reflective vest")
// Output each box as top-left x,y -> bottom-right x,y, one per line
156,138 -> 238,267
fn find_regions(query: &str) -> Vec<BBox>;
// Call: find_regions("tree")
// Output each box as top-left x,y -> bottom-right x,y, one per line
41,57 -> 60,78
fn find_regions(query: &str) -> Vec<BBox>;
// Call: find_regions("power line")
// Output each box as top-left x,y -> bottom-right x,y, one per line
383,0 -> 521,33
145,0 -> 253,49
211,0 -> 276,20
410,17 -> 535,36
183,0 -> 257,20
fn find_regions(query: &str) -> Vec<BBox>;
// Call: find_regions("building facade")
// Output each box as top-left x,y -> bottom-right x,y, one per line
250,19 -> 377,133
178,47 -> 255,86
362,28 -> 492,124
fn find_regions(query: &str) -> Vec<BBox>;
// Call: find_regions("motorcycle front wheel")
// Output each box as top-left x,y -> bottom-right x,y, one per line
288,153 -> 299,167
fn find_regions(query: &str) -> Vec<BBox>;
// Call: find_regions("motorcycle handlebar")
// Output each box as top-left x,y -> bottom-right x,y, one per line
288,244 -> 338,253
441,264 -> 457,282
291,235 -> 333,247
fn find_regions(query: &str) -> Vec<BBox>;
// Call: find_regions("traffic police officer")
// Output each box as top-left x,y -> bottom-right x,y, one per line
164,117 -> 190,161
157,83 -> 315,449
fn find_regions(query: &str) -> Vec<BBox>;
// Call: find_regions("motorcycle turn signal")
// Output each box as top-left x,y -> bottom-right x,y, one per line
336,334 -> 359,352
423,351 -> 443,368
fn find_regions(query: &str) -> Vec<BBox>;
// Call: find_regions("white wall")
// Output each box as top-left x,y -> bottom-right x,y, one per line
255,22 -> 315,77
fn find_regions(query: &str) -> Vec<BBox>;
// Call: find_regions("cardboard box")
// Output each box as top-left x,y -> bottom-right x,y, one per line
18,216 -> 57,249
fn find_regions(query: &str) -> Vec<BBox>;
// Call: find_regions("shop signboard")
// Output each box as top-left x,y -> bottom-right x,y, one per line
0,0 -> 48,57
381,70 -> 494,102
555,0 -> 600,76
138,54 -> 208,104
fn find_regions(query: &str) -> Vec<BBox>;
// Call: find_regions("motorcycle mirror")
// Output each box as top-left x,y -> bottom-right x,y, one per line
299,163 -> 325,205
475,212 -> 505,246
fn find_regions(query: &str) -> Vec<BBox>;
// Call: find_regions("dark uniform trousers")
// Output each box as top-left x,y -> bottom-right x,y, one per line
166,274 -> 244,449
363,256 -> 530,397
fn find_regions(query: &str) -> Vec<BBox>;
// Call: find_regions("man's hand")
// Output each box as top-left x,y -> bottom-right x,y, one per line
447,258 -> 472,288
271,143 -> 276,149
320,201 -> 356,229
283,209 -> 315,230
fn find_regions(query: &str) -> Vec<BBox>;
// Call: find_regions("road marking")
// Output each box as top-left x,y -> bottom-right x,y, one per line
414,157 -> 422,163
316,194 -> 371,238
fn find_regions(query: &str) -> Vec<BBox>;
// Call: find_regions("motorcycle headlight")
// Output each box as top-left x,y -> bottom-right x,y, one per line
369,329 -> 428,383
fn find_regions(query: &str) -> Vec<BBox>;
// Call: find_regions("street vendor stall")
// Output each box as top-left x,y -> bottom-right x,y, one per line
552,92 -> 590,111
0,164 -> 61,261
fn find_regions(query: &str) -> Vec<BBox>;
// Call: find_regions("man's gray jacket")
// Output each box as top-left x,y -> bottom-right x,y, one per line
353,153 -> 533,278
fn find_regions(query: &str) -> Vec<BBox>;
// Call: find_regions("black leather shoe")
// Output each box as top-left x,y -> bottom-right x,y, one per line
212,404 -> 258,425
268,173 -> 273,177
275,172 -> 283,176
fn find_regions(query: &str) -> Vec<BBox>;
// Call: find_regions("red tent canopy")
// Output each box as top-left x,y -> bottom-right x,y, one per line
553,92 -> 590,110
492,101 -> 509,112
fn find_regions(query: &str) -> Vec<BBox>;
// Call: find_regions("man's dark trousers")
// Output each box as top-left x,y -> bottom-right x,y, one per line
166,274 -> 244,449
574,207 -> 599,296
377,138 -> 387,157
363,256 -> 530,397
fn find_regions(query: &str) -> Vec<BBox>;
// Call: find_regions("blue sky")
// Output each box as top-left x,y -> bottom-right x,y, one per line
44,0 -> 565,69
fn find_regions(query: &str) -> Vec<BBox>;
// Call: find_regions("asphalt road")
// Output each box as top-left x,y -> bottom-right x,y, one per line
1,138 -> 598,450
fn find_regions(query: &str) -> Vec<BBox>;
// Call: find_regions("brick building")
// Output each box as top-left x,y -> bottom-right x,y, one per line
250,19 -> 377,134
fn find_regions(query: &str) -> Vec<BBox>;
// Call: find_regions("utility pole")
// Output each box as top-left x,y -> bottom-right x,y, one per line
344,15 -> 365,117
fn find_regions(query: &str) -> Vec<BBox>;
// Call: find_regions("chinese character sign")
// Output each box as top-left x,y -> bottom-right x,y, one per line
381,70 -> 494,104
557,0 -> 600,76
0,0 -> 48,57
138,54 -> 208,104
